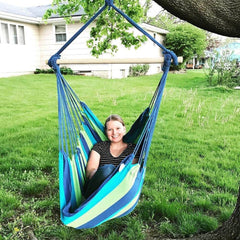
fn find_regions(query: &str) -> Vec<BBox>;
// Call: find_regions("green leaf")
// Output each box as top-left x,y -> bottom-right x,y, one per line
44,0 -> 147,57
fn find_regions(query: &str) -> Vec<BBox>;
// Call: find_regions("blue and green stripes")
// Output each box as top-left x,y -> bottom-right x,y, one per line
53,0 -> 176,229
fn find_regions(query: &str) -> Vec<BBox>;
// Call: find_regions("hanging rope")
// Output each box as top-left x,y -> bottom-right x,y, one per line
48,0 -> 178,70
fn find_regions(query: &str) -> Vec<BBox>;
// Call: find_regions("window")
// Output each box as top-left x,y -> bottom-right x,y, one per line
153,33 -> 156,46
1,23 -> 9,44
0,22 -> 25,45
10,24 -> 18,44
55,25 -> 66,42
18,26 -> 25,45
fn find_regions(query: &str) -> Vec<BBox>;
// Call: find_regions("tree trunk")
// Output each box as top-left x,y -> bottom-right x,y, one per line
174,186 -> 240,240
154,0 -> 240,37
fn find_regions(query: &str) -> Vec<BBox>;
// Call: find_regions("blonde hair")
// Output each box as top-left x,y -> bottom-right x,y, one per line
104,114 -> 125,131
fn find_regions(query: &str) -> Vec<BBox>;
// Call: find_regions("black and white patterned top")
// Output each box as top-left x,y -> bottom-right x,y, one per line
92,141 -> 136,167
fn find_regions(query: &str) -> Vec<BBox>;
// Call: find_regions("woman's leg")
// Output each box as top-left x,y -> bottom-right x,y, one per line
84,164 -> 116,198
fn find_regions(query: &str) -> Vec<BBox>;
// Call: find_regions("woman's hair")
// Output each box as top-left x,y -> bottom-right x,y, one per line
104,114 -> 125,131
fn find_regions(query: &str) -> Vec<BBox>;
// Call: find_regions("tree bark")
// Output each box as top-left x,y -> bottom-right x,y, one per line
154,0 -> 240,37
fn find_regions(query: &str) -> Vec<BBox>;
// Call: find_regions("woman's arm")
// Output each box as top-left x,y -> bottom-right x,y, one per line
86,150 -> 100,179
132,158 -> 138,164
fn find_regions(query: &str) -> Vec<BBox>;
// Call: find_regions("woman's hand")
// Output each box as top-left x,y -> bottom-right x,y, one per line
132,158 -> 138,164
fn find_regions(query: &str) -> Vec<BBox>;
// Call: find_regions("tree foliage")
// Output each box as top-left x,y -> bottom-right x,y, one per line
44,0 -> 147,57
164,23 -> 207,68
143,4 -> 182,31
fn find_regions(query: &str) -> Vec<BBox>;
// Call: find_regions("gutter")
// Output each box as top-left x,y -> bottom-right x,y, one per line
0,11 -> 41,24
0,11 -> 82,25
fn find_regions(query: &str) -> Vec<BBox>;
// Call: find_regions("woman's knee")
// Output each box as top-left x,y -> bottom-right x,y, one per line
83,164 -> 116,198
98,164 -> 116,178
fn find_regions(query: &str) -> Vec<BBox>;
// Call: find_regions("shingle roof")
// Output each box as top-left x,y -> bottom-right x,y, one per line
27,5 -> 54,18
0,1 -> 85,21
0,2 -> 36,18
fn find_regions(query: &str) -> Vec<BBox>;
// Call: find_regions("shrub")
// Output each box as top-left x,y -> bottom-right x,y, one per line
60,66 -> 74,75
34,68 -> 42,74
205,51 -> 240,88
34,67 -> 74,75
129,64 -> 150,77
34,68 -> 54,74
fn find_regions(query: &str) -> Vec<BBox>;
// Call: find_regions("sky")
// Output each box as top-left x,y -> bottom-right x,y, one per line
3,0 -> 53,7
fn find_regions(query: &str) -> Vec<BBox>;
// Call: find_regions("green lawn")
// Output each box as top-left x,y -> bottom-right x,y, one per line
0,71 -> 239,239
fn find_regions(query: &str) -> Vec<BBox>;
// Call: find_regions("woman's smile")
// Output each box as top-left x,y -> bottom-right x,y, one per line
106,120 -> 126,142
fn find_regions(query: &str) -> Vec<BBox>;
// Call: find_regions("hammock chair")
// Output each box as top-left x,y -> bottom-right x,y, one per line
48,0 -> 178,229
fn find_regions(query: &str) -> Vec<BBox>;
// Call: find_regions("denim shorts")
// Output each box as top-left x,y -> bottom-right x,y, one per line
84,164 -> 116,198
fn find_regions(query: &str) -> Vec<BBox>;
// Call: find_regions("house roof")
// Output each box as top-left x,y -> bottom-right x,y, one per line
27,4 -> 85,19
0,2 -> 36,18
0,2 -> 167,34
0,2 -> 84,23
141,23 -> 168,35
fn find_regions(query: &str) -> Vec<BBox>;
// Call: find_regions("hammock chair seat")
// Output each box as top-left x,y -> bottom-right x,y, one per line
49,0 -> 177,229
61,153 -> 144,228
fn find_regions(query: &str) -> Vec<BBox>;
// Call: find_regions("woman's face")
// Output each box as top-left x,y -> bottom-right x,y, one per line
105,120 -> 126,143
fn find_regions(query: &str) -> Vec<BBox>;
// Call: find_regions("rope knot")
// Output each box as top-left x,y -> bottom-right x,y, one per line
105,0 -> 113,9
48,54 -> 61,71
162,51 -> 178,72
169,50 -> 178,66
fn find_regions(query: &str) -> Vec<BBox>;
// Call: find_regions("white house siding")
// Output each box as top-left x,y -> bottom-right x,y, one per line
39,19 -> 93,69
0,2 -> 167,79
0,18 -> 40,77
39,20 -> 166,78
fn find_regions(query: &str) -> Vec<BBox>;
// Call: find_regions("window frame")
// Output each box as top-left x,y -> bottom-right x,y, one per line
0,22 -> 10,44
54,24 -> 67,43
0,22 -> 25,45
153,33 -> 156,46
10,24 -> 18,44
18,25 -> 25,45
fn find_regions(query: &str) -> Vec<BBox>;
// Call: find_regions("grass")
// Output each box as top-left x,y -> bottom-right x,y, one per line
0,70 -> 239,239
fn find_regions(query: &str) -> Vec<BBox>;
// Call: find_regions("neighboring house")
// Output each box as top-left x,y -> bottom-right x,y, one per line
186,42 -> 240,70
216,42 -> 240,61
0,2 -> 168,78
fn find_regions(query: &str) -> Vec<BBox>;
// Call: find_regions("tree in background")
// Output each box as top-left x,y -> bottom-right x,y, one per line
142,2 -> 207,70
142,0 -> 183,30
44,0 -> 147,57
164,23 -> 207,69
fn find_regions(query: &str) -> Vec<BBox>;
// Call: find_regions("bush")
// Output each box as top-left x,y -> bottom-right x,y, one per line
34,66 -> 74,75
129,64 -> 150,77
60,66 -> 74,75
205,51 -> 240,88
34,68 -> 54,74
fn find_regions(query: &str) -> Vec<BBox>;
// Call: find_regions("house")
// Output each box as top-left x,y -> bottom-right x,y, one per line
216,42 -> 240,61
0,2 -> 168,78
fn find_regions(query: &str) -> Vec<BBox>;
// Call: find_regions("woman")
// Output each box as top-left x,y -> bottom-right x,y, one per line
84,114 -> 138,198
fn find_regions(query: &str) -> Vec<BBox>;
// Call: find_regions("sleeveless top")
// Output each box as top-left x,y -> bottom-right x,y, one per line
92,141 -> 136,167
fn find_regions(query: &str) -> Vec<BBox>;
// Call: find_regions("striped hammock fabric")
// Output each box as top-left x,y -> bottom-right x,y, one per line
55,59 -> 173,228
48,0 -> 178,229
